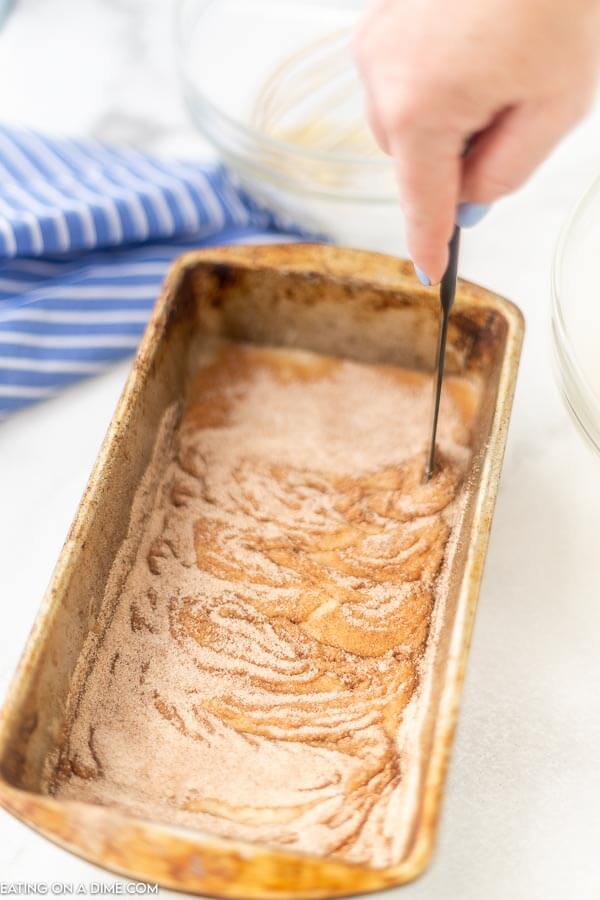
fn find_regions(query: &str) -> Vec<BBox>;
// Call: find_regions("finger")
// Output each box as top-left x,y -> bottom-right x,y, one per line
363,91 -> 391,155
461,100 -> 586,203
391,127 -> 463,284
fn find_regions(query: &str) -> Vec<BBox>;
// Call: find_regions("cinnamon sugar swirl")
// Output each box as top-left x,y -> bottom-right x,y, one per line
46,341 -> 480,866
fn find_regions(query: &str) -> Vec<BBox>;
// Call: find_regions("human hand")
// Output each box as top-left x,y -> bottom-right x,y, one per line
354,0 -> 600,284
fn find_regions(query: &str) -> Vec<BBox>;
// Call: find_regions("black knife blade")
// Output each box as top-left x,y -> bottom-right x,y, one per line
424,225 -> 461,481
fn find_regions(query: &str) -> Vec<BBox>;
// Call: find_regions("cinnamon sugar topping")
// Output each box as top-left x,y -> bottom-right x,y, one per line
46,342 -> 480,867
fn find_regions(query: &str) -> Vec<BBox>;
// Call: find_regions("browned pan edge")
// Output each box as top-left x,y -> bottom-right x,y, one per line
0,244 -> 524,899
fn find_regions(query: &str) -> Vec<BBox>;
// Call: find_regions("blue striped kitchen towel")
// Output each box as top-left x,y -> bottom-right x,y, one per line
0,124 -> 313,420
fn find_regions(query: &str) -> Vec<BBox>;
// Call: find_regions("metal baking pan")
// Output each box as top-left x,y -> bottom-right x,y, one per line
0,244 -> 523,898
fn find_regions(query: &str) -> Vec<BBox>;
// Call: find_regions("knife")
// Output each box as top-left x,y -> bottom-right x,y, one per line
424,224 -> 460,481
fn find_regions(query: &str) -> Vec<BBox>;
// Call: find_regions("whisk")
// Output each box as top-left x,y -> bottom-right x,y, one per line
251,29 -> 379,158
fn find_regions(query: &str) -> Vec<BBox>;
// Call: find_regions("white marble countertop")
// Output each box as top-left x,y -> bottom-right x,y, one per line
1,1 -> 600,898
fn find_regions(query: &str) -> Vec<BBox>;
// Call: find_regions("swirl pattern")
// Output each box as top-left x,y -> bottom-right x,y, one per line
50,342 -> 479,866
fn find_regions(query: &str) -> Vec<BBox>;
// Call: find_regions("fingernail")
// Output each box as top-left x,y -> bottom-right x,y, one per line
456,202 -> 490,228
414,264 -> 431,287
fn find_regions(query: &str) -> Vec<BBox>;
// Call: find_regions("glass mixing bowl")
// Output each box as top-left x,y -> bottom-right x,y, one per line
175,0 -> 405,254
0,0 -> 13,27
552,174 -> 600,458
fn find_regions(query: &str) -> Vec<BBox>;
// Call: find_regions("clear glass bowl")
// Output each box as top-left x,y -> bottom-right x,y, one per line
0,0 -> 13,27
552,174 -> 600,457
175,0 -> 405,254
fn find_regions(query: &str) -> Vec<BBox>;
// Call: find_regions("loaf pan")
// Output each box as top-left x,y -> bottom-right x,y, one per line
0,244 -> 523,898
